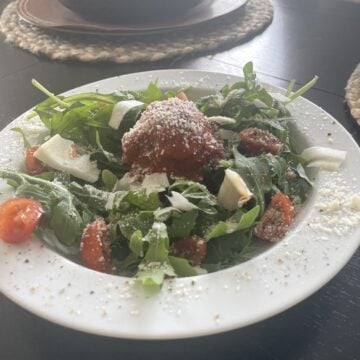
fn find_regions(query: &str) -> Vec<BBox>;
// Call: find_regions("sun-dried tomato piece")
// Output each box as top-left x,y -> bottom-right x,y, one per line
254,192 -> 294,242
170,235 -> 207,266
239,128 -> 283,156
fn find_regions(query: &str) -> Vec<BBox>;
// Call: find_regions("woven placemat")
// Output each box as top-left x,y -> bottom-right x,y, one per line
345,64 -> 360,124
0,0 -> 272,63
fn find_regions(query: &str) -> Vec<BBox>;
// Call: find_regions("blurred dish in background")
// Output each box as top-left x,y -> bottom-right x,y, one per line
58,0 -> 202,23
17,0 -> 248,35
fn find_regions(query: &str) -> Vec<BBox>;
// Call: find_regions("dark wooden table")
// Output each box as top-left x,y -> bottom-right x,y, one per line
0,0 -> 359,359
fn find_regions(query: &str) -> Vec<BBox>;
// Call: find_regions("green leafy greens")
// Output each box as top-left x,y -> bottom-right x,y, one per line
0,62 -> 317,289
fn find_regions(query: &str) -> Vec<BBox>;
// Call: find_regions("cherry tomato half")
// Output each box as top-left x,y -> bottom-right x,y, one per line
25,145 -> 47,175
254,192 -> 295,242
0,198 -> 43,243
80,218 -> 113,273
170,235 -> 207,266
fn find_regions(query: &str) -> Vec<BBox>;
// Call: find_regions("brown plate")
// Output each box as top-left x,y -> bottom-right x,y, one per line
17,0 -> 248,35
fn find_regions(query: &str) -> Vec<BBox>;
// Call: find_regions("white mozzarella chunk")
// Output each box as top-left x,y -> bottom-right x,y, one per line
108,100 -> 144,129
34,134 -> 100,183
217,169 -> 252,211
301,146 -> 346,171
166,191 -> 198,211
141,173 -> 169,194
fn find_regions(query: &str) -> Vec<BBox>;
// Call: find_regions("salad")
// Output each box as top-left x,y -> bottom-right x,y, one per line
0,63 -> 343,288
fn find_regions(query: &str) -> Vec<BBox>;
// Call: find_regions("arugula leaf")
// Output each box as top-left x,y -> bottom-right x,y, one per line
101,169 -> 117,191
204,231 -> 253,272
69,183 -> 163,215
169,179 -> 217,215
153,207 -> 181,222
118,211 -> 154,240
136,222 -> 175,286
237,205 -> 260,230
31,80 -> 143,155
68,182 -> 113,214
265,153 -> 288,187
14,183 -> 56,214
196,62 -> 319,128
286,76 -> 319,103
126,190 -> 161,211
95,131 -> 119,164
263,153 -> 312,200
137,262 -> 175,287
129,230 -> 144,257
233,149 -> 273,213
243,61 -> 257,89
91,150 -> 128,177
131,81 -> 165,104
167,210 -> 198,238
113,253 -> 140,277
34,171 -> 56,181
50,103 -> 117,149
93,131 -> 128,178
143,222 -> 170,262
49,199 -> 83,246
35,107 -> 61,129
168,256 -> 198,277
129,80 -> 180,104
196,93 -> 224,117
204,221 -> 227,241
296,163 -> 313,186
31,79 -> 127,115
205,205 -> 260,240
32,79 -> 70,109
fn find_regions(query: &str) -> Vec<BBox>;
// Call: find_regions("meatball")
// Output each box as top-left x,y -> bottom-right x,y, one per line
122,98 -> 225,180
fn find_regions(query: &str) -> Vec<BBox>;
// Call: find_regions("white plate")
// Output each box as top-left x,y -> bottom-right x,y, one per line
0,70 -> 359,339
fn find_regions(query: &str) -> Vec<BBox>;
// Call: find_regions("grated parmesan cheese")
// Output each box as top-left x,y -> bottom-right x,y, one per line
308,175 -> 360,236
